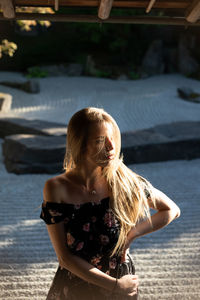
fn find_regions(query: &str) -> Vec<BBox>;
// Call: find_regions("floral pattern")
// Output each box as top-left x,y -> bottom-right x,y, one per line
40,198 -> 138,300
104,209 -> 118,227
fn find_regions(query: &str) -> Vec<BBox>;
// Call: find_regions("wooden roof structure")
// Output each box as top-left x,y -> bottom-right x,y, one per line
0,0 -> 200,25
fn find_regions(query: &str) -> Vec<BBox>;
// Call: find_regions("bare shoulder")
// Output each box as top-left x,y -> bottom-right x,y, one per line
43,173 -> 71,204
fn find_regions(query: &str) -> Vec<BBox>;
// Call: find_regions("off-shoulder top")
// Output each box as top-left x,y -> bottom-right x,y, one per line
40,198 -> 122,275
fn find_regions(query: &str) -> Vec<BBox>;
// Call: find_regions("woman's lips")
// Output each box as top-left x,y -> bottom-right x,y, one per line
106,154 -> 114,160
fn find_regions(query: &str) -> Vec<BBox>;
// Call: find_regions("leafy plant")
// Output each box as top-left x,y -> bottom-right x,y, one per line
95,69 -> 112,78
26,66 -> 48,78
129,71 -> 140,80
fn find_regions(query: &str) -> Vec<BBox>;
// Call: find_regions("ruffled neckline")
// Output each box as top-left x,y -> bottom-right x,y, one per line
44,197 -> 109,207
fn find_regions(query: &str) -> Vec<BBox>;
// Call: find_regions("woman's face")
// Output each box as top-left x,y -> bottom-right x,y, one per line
85,121 -> 116,167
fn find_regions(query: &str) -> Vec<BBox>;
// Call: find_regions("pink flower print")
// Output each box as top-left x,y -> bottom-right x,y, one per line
66,233 -> 75,246
49,210 -> 63,217
91,216 -> 97,223
76,242 -> 84,251
97,265 -> 102,270
103,209 -> 116,227
105,270 -> 110,275
83,223 -> 90,232
109,258 -> 117,269
100,234 -> 109,245
90,255 -> 102,266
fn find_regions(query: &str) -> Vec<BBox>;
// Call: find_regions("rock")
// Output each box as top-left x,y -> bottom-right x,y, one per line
0,79 -> 40,94
140,40 -> 165,77
66,63 -> 83,76
178,35 -> 199,75
121,121 -> 200,165
0,117 -> 67,138
2,121 -> 200,174
22,79 -> 40,93
117,74 -> 129,81
0,93 -> 12,112
3,134 -> 66,174
164,47 -> 178,73
85,55 -> 98,76
177,87 -> 200,103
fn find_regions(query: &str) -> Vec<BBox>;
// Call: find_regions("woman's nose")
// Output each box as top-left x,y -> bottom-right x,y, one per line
105,138 -> 114,151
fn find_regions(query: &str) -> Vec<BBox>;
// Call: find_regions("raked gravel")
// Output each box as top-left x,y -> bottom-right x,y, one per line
0,72 -> 200,132
0,73 -> 200,299
1,140 -> 199,300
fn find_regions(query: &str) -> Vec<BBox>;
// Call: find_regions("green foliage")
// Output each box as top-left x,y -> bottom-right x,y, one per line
94,69 -> 112,78
129,71 -> 140,80
26,67 -> 48,78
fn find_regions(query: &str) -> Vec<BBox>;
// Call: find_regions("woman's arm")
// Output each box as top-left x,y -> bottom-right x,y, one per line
46,222 -> 116,290
43,179 -> 138,297
125,188 -> 181,246
46,222 -> 138,296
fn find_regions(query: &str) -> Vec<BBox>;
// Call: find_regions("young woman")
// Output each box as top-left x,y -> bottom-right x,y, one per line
40,107 -> 180,300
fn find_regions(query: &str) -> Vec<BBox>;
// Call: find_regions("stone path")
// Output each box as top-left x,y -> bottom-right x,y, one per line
0,73 -> 200,299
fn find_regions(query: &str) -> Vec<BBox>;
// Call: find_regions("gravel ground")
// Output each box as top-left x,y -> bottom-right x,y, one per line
0,72 -> 200,132
0,73 -> 200,299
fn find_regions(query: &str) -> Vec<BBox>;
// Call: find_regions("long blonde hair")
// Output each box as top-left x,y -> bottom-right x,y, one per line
63,107 -> 155,256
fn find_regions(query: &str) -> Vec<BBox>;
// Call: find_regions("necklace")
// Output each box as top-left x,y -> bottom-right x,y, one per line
90,190 -> 97,195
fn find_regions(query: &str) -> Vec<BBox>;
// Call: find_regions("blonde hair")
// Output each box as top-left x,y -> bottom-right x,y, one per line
63,107 -> 155,256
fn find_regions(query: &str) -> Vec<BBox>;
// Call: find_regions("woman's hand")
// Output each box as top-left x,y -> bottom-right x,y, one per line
116,274 -> 139,297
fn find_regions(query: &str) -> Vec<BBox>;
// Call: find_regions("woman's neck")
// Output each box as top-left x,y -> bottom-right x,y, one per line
74,165 -> 103,190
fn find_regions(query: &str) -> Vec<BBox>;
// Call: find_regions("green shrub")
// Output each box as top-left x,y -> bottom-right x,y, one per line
26,66 -> 48,78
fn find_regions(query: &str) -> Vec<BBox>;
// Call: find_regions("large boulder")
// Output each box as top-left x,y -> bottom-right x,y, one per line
3,134 -> 66,174
178,36 -> 199,75
2,121 -> 200,174
140,40 -> 165,77
121,121 -> 200,164
0,117 -> 67,138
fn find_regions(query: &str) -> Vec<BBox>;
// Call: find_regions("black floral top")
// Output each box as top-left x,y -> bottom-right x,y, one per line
40,197 -> 122,276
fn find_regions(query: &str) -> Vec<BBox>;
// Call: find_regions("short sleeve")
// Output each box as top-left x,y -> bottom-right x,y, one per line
40,202 -> 68,225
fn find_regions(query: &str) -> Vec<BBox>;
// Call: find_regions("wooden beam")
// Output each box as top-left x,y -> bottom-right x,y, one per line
146,0 -> 156,13
1,13 -> 200,26
98,0 -> 113,20
13,1 -> 189,9
186,0 -> 200,23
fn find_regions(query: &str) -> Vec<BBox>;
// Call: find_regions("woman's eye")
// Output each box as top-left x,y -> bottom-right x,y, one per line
96,139 -> 104,144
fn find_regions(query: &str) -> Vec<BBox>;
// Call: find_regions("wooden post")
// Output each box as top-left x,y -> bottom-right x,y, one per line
186,0 -> 200,23
55,0 -> 59,11
0,0 -> 15,18
98,0 -> 113,20
146,0 -> 156,13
